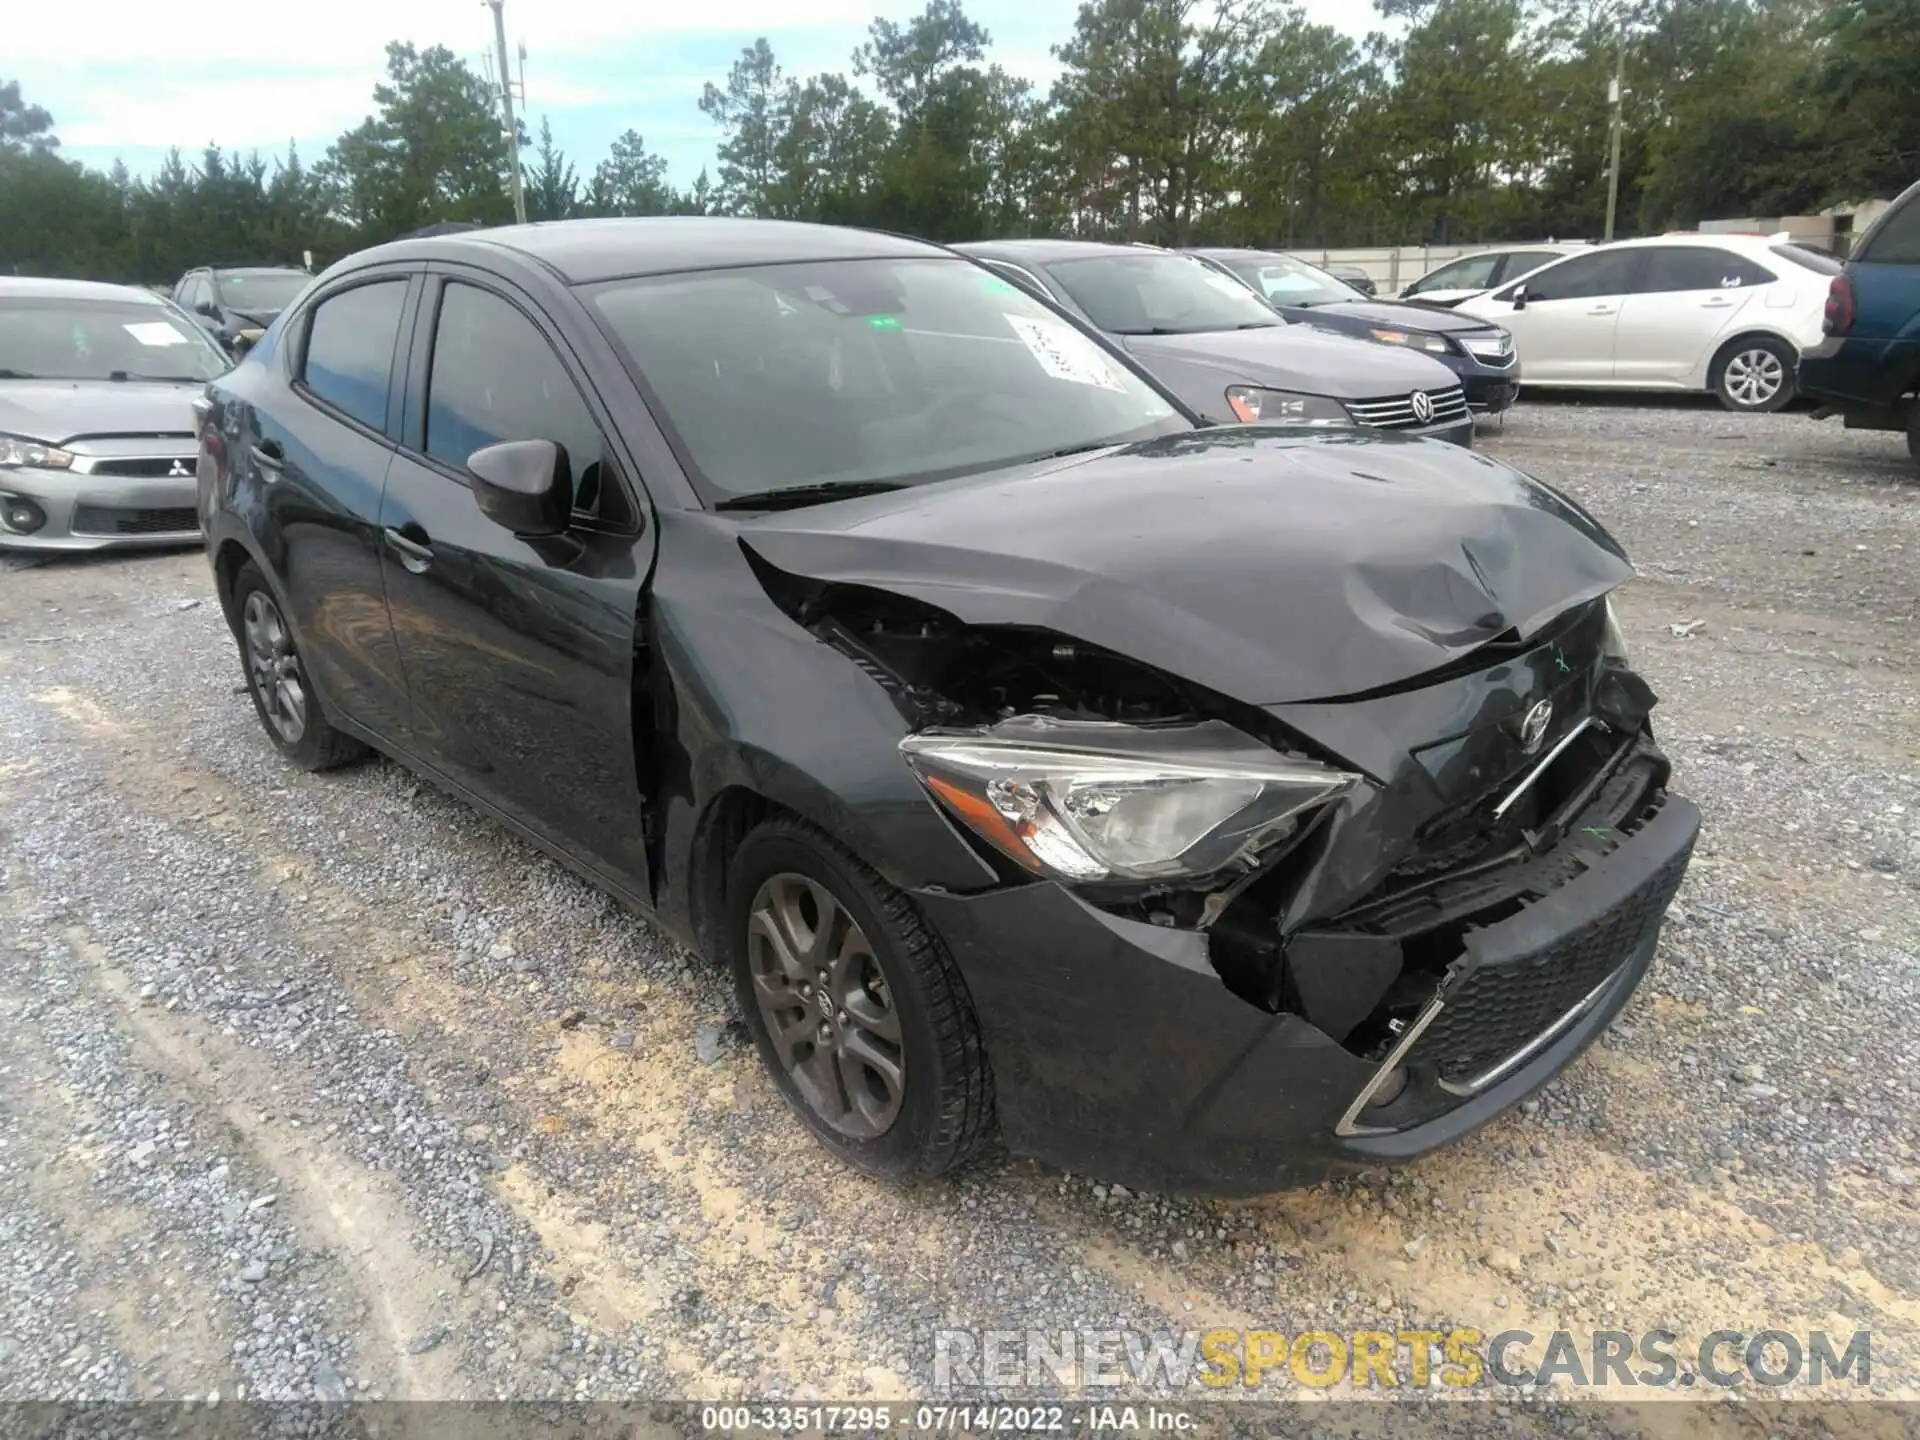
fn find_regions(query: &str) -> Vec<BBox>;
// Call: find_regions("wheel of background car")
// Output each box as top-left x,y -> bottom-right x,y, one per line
725,815 -> 994,1180
1711,335 -> 1796,413
230,561 -> 370,772
1909,409 -> 1920,468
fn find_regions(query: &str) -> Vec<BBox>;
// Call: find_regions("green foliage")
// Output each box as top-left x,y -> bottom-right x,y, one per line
1,0 -> 1913,283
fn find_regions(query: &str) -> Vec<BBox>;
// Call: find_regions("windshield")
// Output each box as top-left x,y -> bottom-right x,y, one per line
1219,255 -> 1362,307
1045,252 -> 1283,335
214,270 -> 308,311
586,257 -> 1188,505
0,298 -> 230,382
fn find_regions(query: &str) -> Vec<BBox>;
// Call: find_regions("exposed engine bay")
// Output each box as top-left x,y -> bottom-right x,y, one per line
756,551 -> 1680,1126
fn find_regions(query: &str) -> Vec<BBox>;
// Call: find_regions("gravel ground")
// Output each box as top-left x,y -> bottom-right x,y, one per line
0,398 -> 1915,1434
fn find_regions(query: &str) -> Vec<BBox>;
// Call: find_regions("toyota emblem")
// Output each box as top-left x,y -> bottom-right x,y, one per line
1519,699 -> 1554,754
1410,390 -> 1435,424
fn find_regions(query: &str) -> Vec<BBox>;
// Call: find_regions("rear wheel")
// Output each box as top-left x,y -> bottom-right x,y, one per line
726,816 -> 993,1181
1712,336 -> 1796,413
1908,408 -> 1919,469
231,562 -> 368,771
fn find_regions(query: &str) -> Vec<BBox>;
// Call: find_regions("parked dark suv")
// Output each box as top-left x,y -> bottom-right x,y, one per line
1799,178 -> 1920,468
194,219 -> 1695,1194
173,265 -> 311,354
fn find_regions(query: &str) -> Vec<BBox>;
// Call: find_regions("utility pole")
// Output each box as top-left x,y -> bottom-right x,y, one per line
485,0 -> 528,226
1602,12 -> 1626,241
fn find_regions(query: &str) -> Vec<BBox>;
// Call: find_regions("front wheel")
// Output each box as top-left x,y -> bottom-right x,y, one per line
231,562 -> 368,771
1907,409 -> 1919,469
726,816 -> 993,1181
1713,337 -> 1796,413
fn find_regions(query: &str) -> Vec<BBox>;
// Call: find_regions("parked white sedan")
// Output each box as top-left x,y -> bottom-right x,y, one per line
1454,234 -> 1841,411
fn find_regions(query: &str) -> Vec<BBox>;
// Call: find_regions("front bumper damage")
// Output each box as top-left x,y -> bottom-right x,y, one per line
914,716 -> 1697,1196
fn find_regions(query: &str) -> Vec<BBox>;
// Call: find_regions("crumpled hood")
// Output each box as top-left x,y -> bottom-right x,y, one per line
737,427 -> 1633,707
0,379 -> 203,444
1121,324 -> 1460,397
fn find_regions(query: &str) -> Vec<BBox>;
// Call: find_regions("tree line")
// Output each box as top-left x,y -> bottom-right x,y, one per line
2,0 -> 1915,284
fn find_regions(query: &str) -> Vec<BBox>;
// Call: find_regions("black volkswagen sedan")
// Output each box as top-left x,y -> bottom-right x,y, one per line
196,218 -> 1696,1194
1188,248 -> 1522,416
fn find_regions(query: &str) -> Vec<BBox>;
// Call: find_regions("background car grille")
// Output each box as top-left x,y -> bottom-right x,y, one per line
1405,824 -> 1693,1088
82,455 -> 198,479
71,504 -> 200,536
1347,386 -> 1471,429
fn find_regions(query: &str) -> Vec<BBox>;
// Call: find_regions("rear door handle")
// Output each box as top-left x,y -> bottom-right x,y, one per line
1587,305 -> 1617,316
249,438 -> 283,472
1702,297 -> 1735,308
383,526 -> 434,573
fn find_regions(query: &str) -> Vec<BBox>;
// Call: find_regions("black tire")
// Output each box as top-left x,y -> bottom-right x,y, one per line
725,815 -> 993,1181
1908,410 -> 1919,469
231,561 -> 368,772
1711,335 -> 1797,413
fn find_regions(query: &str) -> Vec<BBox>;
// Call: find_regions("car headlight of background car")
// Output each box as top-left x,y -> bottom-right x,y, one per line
899,721 -> 1360,883
0,434 -> 75,470
1224,387 -> 1354,427
1367,328 -> 1454,355
1458,330 -> 1514,360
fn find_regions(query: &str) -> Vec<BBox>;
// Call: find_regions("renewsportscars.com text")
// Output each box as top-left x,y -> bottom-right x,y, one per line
932,1327 -> 1872,1391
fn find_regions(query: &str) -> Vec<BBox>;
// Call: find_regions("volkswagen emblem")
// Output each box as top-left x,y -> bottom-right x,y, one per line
1519,699 -> 1554,755
168,459 -> 192,478
1410,390 -> 1435,424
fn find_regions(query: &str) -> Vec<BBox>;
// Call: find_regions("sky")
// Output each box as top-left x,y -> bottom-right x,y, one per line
20,0 -> 1370,194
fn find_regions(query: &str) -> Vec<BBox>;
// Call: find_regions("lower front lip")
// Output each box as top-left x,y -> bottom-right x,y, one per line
908,783 -> 1697,1195
0,466 -> 201,548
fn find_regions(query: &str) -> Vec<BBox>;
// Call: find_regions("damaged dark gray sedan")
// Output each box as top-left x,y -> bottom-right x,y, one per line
197,218 -> 1698,1194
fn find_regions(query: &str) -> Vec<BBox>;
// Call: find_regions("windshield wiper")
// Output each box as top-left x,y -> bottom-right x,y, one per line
108,371 -> 205,383
713,479 -> 909,512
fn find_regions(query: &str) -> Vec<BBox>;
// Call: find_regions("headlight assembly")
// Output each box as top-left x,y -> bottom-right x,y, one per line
1224,387 -> 1354,427
900,716 -> 1360,884
0,434 -> 75,470
1368,328 -> 1453,355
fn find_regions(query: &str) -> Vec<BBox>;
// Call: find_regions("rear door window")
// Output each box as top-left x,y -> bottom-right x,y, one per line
1859,196 -> 1920,264
301,280 -> 408,431
1636,247 -> 1774,293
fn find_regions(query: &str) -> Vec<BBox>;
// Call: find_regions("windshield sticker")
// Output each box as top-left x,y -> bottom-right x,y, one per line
865,314 -> 904,331
1003,314 -> 1124,391
123,322 -> 190,347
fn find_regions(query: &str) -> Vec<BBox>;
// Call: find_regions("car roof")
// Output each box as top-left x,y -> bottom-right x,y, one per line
338,217 -> 951,285
1604,233 -> 1784,254
957,238 -> 1168,265
0,276 -> 167,305
213,264 -> 307,275
1190,247 -> 1317,264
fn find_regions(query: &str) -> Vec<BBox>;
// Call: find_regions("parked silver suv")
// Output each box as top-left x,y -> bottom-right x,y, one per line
0,278 -> 230,551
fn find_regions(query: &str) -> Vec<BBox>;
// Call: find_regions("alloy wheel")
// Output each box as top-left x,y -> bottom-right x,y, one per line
242,590 -> 308,744
1723,348 -> 1785,408
745,872 -> 904,1140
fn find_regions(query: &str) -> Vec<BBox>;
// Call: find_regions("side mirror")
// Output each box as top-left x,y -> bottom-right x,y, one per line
1510,288 -> 1530,311
196,300 -> 218,318
230,333 -> 257,358
466,439 -> 572,537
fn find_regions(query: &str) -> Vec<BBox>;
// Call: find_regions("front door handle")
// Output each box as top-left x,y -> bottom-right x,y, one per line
1701,297 -> 1735,308
383,526 -> 434,574
249,438 -> 283,472
1587,304 -> 1617,316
